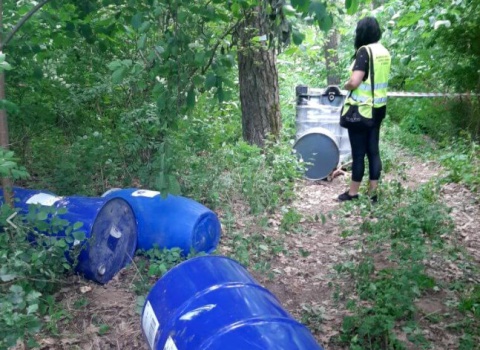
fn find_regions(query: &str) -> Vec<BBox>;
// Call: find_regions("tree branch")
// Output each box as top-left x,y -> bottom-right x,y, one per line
201,19 -> 242,75
2,0 -> 53,49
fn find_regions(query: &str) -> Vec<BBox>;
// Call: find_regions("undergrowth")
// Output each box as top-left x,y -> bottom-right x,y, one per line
0,200 -> 85,348
383,119 -> 480,193
333,173 -> 479,348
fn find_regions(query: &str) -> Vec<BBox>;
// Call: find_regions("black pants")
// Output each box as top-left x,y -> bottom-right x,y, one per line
347,113 -> 384,182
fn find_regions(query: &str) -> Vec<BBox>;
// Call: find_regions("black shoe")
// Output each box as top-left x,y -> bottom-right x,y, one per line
370,195 -> 378,204
338,191 -> 359,202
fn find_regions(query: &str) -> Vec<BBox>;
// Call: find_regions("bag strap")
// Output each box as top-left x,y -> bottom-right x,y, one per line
367,46 -> 375,101
345,47 -> 374,102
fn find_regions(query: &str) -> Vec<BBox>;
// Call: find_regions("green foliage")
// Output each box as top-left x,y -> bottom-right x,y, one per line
383,0 -> 480,138
335,182 -> 454,349
439,136 -> 480,192
300,302 -> 324,333
459,285 -> 480,319
131,247 -> 197,296
280,207 -> 303,233
176,136 -> 303,213
0,148 -> 30,181
166,87 -> 303,212
0,52 -> 13,71
0,154 -> 85,348
233,231 -> 285,269
0,205 -> 85,349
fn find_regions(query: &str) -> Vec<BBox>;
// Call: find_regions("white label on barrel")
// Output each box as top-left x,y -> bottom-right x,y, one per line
26,193 -> 62,206
164,337 -> 178,350
132,189 -> 160,198
109,225 -> 122,238
143,301 -> 159,349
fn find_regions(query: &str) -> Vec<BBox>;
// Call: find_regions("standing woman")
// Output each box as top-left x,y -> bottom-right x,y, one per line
338,17 -> 391,202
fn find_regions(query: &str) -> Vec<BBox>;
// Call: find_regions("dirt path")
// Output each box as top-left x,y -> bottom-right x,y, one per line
247,157 -> 480,349
30,153 -> 479,350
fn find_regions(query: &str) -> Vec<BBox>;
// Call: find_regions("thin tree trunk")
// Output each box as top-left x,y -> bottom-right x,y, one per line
0,0 -> 51,204
237,6 -> 281,147
0,0 -> 12,205
324,29 -> 340,86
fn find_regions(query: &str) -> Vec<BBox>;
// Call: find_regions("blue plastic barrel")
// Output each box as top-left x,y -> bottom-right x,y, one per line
102,188 -> 221,254
1,187 -> 138,284
141,256 -> 323,350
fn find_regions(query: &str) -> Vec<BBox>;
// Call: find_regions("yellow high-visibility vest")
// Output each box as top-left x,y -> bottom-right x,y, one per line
342,43 -> 391,119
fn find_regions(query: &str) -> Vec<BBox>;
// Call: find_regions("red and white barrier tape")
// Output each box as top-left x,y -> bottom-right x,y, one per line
304,87 -> 478,98
387,91 -> 478,98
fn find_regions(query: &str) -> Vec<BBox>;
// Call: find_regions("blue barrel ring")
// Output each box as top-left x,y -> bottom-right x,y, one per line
1,187 -> 138,284
141,256 -> 323,350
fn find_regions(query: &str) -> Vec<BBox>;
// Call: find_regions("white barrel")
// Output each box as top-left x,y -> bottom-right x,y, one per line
295,86 -> 351,164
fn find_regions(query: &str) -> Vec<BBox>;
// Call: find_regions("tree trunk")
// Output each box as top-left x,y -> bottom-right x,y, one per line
324,28 -> 340,86
0,0 -> 13,205
237,6 -> 281,147
0,0 -> 51,204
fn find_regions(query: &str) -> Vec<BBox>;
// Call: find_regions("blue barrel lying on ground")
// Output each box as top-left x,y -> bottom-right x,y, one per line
141,256 -> 324,350
0,187 -> 138,284
102,188 -> 221,255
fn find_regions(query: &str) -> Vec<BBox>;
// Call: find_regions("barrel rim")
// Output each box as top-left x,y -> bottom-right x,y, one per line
293,127 -> 340,180
294,126 -> 339,147
192,212 -> 222,254
199,316 -> 319,349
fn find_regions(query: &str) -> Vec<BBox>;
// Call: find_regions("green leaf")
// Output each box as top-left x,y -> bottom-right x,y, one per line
346,0 -> 359,15
73,222 -> 84,230
205,73 -> 217,89
0,99 -> 20,114
107,60 -> 122,71
131,13 -> 143,30
0,273 -> 17,282
186,87 -> 196,109
397,12 -> 423,27
194,52 -> 206,66
177,10 -> 189,23
112,67 -> 127,84
0,61 -> 12,71
73,231 -> 86,241
138,34 -> 147,49
259,244 -> 268,251
139,21 -> 151,33
292,28 -> 306,45
167,175 -> 181,195
192,75 -> 205,87
309,1 -> 327,21
36,210 -> 48,221
319,14 -> 333,32
27,304 -> 39,315
157,96 -> 166,110
26,291 -> 41,302
291,0 -> 309,13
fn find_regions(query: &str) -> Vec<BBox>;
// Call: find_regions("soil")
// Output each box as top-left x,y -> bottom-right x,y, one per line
20,154 -> 479,350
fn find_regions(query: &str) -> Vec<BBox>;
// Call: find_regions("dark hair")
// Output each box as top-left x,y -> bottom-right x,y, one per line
354,17 -> 382,51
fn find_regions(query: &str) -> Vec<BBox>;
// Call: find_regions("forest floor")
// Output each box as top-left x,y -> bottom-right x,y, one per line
25,149 -> 479,350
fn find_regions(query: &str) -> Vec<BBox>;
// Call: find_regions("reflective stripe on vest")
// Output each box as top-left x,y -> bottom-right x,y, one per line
343,43 -> 391,119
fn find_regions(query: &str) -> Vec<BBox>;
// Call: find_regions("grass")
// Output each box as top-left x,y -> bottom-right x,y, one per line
331,130 -> 480,348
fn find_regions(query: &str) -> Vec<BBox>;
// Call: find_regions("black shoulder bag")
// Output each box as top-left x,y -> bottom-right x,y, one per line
340,46 -> 375,129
